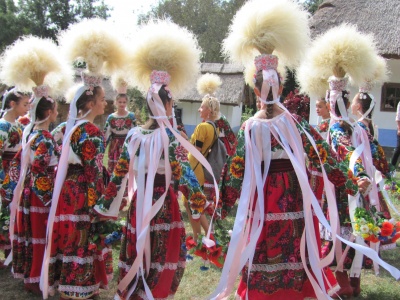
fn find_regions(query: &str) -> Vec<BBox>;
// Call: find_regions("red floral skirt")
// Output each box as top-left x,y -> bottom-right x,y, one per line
117,174 -> 186,299
48,165 -> 109,299
12,183 -> 49,288
107,135 -> 126,174
237,159 -> 336,299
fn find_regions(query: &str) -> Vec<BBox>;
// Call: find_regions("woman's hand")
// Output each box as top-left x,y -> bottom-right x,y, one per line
180,130 -> 188,140
357,177 -> 371,196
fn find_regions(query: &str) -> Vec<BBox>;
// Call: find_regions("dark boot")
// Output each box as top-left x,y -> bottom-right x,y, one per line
350,276 -> 361,297
332,271 -> 354,299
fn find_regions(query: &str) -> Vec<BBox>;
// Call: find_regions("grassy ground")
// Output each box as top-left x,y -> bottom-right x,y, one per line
1,165 -> 400,299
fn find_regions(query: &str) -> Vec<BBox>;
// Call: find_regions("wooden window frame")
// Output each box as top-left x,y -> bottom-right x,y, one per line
381,82 -> 400,112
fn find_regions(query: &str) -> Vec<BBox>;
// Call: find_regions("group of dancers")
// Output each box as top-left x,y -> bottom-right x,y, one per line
0,0 -> 399,299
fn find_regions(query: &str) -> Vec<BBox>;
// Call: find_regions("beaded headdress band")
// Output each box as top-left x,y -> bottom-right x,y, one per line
254,54 -> 280,105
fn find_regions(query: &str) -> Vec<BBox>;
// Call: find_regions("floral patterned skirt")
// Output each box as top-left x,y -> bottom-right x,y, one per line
107,135 -> 126,174
0,152 -> 16,251
48,166 -> 109,299
12,186 -> 49,287
237,160 -> 335,299
117,174 -> 186,300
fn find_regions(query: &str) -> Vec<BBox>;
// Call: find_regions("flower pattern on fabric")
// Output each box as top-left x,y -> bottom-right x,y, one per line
48,122 -> 109,299
6,130 -> 59,286
315,119 -> 330,140
0,119 -> 23,185
104,112 -> 136,175
214,115 -> 238,157
218,115 -> 358,220
97,127 -> 206,217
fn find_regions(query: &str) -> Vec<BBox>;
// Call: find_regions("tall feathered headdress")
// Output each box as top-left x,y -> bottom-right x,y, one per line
223,0 -> 310,105
297,24 -> 379,121
126,19 -> 201,99
0,35 -> 72,132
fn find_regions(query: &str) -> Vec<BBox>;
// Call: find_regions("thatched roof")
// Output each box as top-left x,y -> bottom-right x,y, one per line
179,63 -> 245,105
311,0 -> 400,58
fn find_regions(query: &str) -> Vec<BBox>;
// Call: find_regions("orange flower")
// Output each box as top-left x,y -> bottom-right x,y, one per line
365,235 -> 379,243
87,188 -> 96,207
36,143 -> 48,155
230,156 -> 244,179
71,128 -> 81,143
36,177 -> 51,191
114,159 -> 128,177
190,192 -> 206,213
82,140 -> 97,161
380,221 -> 394,237
171,161 -> 182,180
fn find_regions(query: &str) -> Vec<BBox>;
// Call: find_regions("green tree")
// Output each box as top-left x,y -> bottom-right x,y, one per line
302,0 -> 323,14
140,0 -> 246,63
0,0 -> 29,50
14,0 -> 110,41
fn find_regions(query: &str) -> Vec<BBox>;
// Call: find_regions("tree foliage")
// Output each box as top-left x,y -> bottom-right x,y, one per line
302,0 -> 324,14
140,0 -> 246,63
0,0 -> 110,51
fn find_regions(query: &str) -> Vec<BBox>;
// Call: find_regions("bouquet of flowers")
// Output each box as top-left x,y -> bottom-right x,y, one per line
89,218 -> 125,250
353,206 -> 400,243
185,220 -> 231,269
283,89 -> 311,122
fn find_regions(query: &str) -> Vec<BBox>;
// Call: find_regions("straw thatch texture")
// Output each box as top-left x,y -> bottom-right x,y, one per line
180,63 -> 245,105
311,0 -> 400,58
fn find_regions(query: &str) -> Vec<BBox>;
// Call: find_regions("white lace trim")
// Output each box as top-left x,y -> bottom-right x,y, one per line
12,235 -> 46,244
62,255 -> 93,264
340,226 -> 354,241
380,242 -> 397,251
127,221 -> 184,234
58,283 -> 100,293
151,221 -> 184,231
150,261 -> 185,272
137,289 -> 174,300
18,205 -> 50,214
310,170 -> 323,177
54,214 -> 90,222
49,253 -> 63,263
265,211 -> 304,221
249,262 -> 305,272
118,260 -> 185,273
204,183 -> 215,188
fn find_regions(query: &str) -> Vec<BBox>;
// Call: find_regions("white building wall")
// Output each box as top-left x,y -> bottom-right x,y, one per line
308,59 -> 400,147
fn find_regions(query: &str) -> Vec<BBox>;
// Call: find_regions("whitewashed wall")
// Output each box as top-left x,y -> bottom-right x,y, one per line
308,59 -> 400,147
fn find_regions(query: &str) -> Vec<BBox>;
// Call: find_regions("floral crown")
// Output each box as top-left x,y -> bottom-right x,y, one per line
328,76 -> 348,92
32,85 -> 54,103
254,54 -> 279,72
81,72 -> 103,95
150,70 -> 171,85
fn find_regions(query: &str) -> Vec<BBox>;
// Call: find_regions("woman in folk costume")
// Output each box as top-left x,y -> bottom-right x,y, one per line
94,20 -> 215,300
0,88 -> 29,264
40,19 -> 126,300
0,36 -> 70,294
298,24 -> 400,298
209,1 -> 363,299
104,72 -> 136,174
